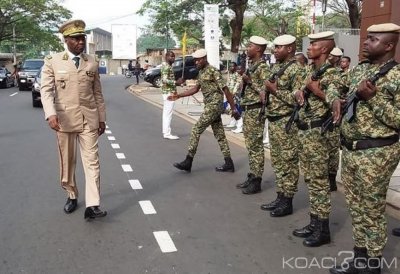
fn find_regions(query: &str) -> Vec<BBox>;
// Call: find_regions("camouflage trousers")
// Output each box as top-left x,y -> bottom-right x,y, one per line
299,127 -> 331,219
268,116 -> 299,197
187,103 -> 231,158
326,126 -> 340,175
243,108 -> 266,177
341,142 -> 400,257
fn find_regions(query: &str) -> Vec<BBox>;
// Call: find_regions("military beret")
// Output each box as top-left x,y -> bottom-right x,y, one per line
367,23 -> 400,33
273,34 -> 296,46
308,31 -> 335,41
330,47 -> 343,57
192,49 -> 207,58
249,36 -> 268,46
59,19 -> 86,37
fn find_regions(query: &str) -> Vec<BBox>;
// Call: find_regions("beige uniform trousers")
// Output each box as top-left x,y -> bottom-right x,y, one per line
56,119 -> 101,207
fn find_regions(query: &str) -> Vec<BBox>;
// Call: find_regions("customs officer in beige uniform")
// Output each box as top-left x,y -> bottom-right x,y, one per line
40,19 -> 107,220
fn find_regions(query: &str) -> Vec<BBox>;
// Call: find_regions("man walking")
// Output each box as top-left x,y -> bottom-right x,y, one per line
40,19 -> 107,220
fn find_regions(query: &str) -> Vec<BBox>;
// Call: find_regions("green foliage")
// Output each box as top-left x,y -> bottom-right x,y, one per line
137,32 -> 176,53
0,0 -> 72,57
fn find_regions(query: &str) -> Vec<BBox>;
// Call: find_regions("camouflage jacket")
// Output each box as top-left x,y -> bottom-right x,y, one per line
197,65 -> 225,105
294,60 -> 344,123
161,62 -> 176,94
266,58 -> 306,117
341,61 -> 400,140
227,71 -> 242,95
240,59 -> 270,106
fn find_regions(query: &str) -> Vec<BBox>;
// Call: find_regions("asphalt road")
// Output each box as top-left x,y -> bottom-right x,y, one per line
0,75 -> 399,274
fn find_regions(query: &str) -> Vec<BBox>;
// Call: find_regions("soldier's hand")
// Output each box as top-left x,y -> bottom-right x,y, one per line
306,78 -> 320,94
98,122 -> 106,136
242,74 -> 251,84
332,99 -> 344,124
232,108 -> 241,120
48,115 -> 60,131
176,77 -> 185,86
259,90 -> 266,104
356,80 -> 376,101
265,80 -> 277,95
295,90 -> 305,106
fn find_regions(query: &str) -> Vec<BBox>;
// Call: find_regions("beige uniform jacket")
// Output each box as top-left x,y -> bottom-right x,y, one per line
40,52 -> 106,132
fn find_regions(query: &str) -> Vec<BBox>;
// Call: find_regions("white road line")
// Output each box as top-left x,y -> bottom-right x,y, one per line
9,92 -> 18,97
129,179 -> 143,190
106,125 -> 109,129
111,143 -> 120,149
153,231 -> 177,253
122,164 -> 133,172
139,200 -> 157,214
116,153 -> 126,159
108,136 -> 116,141
105,130 -> 112,134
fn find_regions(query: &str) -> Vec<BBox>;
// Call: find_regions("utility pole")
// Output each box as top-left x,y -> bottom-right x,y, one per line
13,24 -> 16,64
322,0 -> 328,31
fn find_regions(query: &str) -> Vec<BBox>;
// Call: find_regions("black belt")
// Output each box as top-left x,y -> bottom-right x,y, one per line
341,135 -> 399,151
241,103 -> 262,111
297,118 -> 326,131
267,114 -> 291,123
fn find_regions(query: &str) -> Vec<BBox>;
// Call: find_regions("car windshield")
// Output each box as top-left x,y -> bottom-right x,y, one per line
22,60 -> 44,70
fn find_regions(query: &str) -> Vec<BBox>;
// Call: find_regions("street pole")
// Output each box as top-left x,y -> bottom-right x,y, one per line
12,24 -> 16,64
322,0 -> 328,31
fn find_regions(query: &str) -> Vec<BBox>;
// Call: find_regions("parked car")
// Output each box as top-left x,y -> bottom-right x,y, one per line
18,59 -> 44,91
144,56 -> 198,88
31,70 -> 42,108
0,67 -> 15,88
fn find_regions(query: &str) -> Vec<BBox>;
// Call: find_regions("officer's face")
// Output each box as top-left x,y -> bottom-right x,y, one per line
246,43 -> 260,59
362,33 -> 392,60
340,58 -> 350,69
65,35 -> 86,55
307,41 -> 323,60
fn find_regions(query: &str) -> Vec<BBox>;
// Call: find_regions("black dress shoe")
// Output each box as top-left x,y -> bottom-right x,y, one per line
84,206 -> 107,219
64,198 -> 77,214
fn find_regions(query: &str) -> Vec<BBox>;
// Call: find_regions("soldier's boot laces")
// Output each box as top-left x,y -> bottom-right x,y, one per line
236,173 -> 255,189
260,192 -> 283,211
329,172 -> 338,192
293,213 -> 318,238
173,155 -> 193,172
303,217 -> 331,247
215,157 -> 235,172
329,246 -> 367,274
242,176 -> 262,195
270,196 -> 293,217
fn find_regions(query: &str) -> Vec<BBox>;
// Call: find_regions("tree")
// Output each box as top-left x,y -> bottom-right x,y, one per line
0,0 -> 72,57
137,32 -> 176,53
326,0 -> 362,29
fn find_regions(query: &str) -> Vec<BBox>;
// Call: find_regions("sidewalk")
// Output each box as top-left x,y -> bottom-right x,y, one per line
128,82 -> 400,212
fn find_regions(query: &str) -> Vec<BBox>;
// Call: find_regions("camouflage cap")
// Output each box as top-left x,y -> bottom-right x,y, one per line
59,19 -> 86,37
367,23 -> 400,33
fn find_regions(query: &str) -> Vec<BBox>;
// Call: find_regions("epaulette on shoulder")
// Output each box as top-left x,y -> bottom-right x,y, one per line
45,55 -> 52,60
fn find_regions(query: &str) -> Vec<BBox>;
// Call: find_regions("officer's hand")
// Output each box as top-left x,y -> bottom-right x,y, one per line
232,108 -> 241,120
265,80 -> 277,95
356,80 -> 376,101
98,122 -> 106,136
295,90 -> 305,106
168,93 -> 180,101
48,115 -> 60,131
176,78 -> 185,86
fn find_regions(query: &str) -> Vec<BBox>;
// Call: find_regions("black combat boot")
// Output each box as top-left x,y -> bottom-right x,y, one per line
260,192 -> 283,211
360,256 -> 381,274
215,157 -> 235,172
303,217 -> 331,247
270,196 -> 293,217
242,176 -> 262,194
329,172 -> 338,192
293,213 -> 318,238
236,173 -> 255,189
329,246 -> 367,274
173,155 -> 193,172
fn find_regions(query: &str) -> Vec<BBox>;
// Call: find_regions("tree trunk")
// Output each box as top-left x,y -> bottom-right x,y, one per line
228,0 -> 247,59
345,0 -> 361,28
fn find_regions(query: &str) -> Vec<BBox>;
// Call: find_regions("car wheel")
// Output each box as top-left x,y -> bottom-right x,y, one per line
153,76 -> 161,88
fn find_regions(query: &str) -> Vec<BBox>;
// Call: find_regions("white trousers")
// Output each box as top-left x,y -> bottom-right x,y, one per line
162,94 -> 175,135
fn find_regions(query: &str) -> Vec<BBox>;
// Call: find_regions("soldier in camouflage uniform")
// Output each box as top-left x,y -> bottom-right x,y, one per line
161,51 -> 184,140
170,49 -> 240,172
291,31 -> 345,247
260,34 -> 304,217
330,23 -> 400,274
225,62 -> 242,130
235,36 -> 270,194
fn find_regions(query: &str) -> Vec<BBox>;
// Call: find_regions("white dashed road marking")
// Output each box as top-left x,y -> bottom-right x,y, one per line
129,179 -> 143,189
116,153 -> 126,159
122,164 -> 133,172
153,231 -> 178,253
111,143 -> 120,149
10,92 -> 18,97
139,200 -> 157,215
105,130 -> 112,134
108,136 -> 116,141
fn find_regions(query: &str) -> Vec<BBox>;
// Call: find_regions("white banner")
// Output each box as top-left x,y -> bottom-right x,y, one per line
111,24 -> 137,60
204,4 -> 220,69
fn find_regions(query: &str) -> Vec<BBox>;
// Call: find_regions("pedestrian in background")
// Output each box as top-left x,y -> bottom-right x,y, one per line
134,61 -> 141,84
225,62 -> 242,132
169,49 -> 240,173
40,19 -> 107,220
161,51 -> 184,140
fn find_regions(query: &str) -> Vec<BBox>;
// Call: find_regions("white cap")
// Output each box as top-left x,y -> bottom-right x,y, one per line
308,31 -> 335,41
330,47 -> 343,57
273,34 -> 296,46
192,49 -> 207,58
249,36 -> 267,46
367,23 -> 400,33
